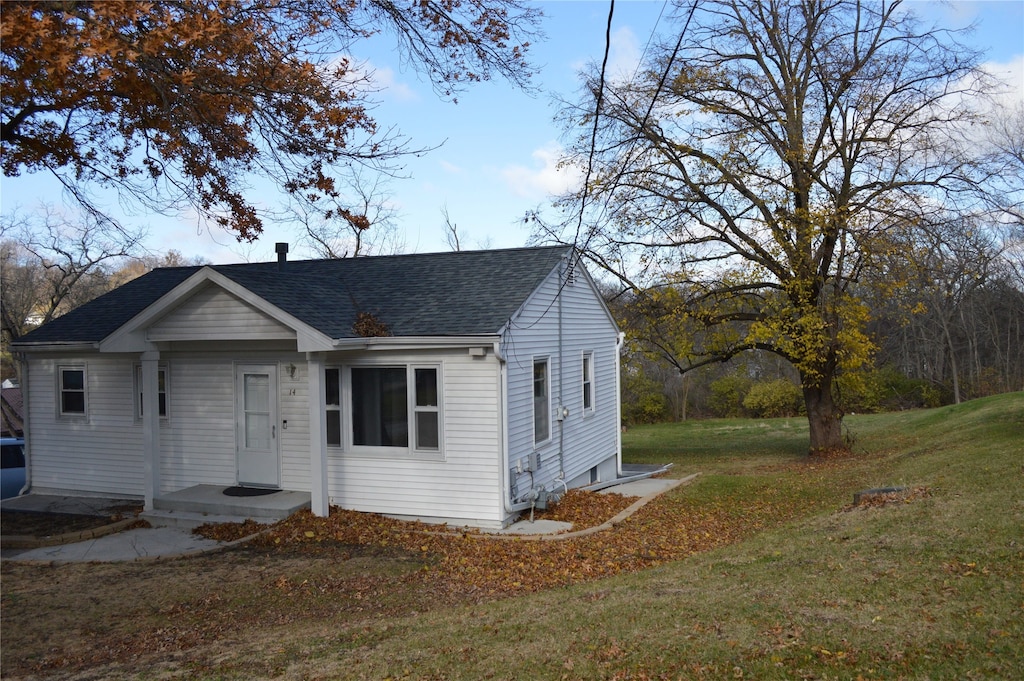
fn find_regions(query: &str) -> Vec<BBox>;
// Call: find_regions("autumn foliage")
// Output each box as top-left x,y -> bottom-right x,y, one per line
1,1 -> 539,240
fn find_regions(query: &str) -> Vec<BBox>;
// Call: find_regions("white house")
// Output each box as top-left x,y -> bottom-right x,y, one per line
11,245 -> 623,528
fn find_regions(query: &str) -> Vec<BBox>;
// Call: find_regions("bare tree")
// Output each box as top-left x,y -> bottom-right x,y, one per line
540,0 -> 999,454
295,170 -> 404,258
0,208 -> 145,340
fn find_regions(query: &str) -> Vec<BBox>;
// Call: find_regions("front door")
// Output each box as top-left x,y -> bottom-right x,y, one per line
235,364 -> 280,488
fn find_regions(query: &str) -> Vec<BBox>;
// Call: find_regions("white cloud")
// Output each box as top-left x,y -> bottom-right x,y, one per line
501,143 -> 583,199
332,54 -> 418,103
439,160 -> 463,174
984,54 -> 1024,108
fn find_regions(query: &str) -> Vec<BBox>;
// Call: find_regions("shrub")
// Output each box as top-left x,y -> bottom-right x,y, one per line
742,379 -> 804,418
708,374 -> 753,418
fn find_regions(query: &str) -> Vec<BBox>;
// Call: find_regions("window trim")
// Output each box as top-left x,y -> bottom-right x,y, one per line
582,350 -> 595,415
325,362 -> 444,459
57,365 -> 88,418
533,357 -> 551,446
134,363 -> 170,421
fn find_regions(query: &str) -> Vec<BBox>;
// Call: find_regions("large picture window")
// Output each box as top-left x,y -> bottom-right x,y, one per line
325,364 -> 441,453
352,367 -> 408,447
534,358 -> 550,444
59,366 -> 86,416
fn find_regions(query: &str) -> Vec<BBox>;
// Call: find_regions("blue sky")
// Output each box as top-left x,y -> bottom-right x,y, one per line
3,0 -> 1022,264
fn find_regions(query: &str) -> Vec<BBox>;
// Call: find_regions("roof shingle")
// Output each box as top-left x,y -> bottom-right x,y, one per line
15,246 -> 572,344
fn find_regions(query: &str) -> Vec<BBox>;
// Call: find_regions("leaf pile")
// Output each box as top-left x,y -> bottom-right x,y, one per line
241,481 -> 821,599
846,485 -> 930,510
193,518 -> 267,542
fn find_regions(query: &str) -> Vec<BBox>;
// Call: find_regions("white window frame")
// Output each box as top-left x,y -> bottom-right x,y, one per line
325,367 -> 343,447
582,351 -> 595,415
533,357 -> 551,445
57,365 -> 88,418
134,363 -> 170,420
325,363 -> 444,458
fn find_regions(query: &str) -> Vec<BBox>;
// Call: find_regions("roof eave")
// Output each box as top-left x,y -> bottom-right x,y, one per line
9,341 -> 101,354
331,334 -> 501,351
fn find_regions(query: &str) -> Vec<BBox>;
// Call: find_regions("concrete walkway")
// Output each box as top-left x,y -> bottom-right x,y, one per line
1,474 -> 694,563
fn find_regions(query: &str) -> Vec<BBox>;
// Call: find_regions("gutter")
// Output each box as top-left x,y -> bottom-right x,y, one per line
331,335 -> 500,352
17,353 -> 30,497
9,341 -> 100,354
615,331 -> 625,477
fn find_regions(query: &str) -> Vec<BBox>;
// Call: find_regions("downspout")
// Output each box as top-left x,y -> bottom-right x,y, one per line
496,340 -> 538,517
16,352 -> 30,496
557,259 -> 566,481
615,331 -> 625,476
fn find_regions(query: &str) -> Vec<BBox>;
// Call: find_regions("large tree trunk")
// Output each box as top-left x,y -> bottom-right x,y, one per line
803,381 -> 845,456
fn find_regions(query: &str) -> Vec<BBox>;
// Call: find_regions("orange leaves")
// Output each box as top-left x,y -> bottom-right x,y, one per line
236,484 -> 814,600
2,0 -> 538,241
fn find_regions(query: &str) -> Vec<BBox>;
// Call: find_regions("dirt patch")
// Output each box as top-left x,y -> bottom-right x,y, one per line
1,510 -> 119,538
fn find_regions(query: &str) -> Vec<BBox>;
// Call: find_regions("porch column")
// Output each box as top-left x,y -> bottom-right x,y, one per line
306,353 -> 329,517
140,351 -> 161,511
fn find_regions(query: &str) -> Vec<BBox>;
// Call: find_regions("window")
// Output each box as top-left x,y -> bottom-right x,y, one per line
414,368 -> 440,450
533,358 -> 550,444
582,351 -> 595,412
325,368 -> 342,446
59,367 -> 86,416
326,364 -> 441,453
352,367 -> 408,447
135,365 -> 169,419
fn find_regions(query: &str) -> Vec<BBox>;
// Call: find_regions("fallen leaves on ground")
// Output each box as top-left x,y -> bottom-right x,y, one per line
228,481 -> 820,599
846,485 -> 931,510
193,518 -> 267,542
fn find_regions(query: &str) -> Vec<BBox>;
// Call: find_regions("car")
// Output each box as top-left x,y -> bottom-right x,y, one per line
1,437 -> 26,499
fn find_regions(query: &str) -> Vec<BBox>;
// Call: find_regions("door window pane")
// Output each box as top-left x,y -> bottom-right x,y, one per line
246,413 -> 270,449
243,373 -> 271,449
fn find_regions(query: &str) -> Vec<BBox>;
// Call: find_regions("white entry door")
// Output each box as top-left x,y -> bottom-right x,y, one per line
235,364 -> 280,488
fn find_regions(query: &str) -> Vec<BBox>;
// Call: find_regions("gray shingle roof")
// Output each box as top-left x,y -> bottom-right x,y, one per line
15,246 -> 572,345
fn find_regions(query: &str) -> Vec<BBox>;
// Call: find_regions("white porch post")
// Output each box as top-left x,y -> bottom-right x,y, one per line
306,353 -> 329,517
141,351 -> 161,511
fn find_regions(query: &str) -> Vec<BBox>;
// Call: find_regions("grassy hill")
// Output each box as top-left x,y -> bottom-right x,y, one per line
3,393 -> 1020,679
313,393 -> 1023,679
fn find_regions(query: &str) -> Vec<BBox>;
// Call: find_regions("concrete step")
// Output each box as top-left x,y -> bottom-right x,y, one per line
149,485 -> 311,528
141,508 -> 276,530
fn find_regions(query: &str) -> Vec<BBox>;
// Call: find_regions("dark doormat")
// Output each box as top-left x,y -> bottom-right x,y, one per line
223,486 -> 279,497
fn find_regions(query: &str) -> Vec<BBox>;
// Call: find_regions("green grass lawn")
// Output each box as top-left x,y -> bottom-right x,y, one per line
294,393 -> 1023,680
4,393 -> 1020,680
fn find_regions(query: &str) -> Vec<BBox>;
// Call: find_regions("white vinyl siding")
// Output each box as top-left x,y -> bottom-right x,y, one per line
29,357 -> 145,496
325,349 -> 503,526
148,286 -> 295,342
503,263 -> 620,497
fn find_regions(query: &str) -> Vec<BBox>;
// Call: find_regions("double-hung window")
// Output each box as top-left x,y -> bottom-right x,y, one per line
325,364 -> 441,454
325,368 -> 342,446
582,351 -> 595,413
533,358 -> 550,444
134,365 -> 169,419
58,366 -> 87,417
